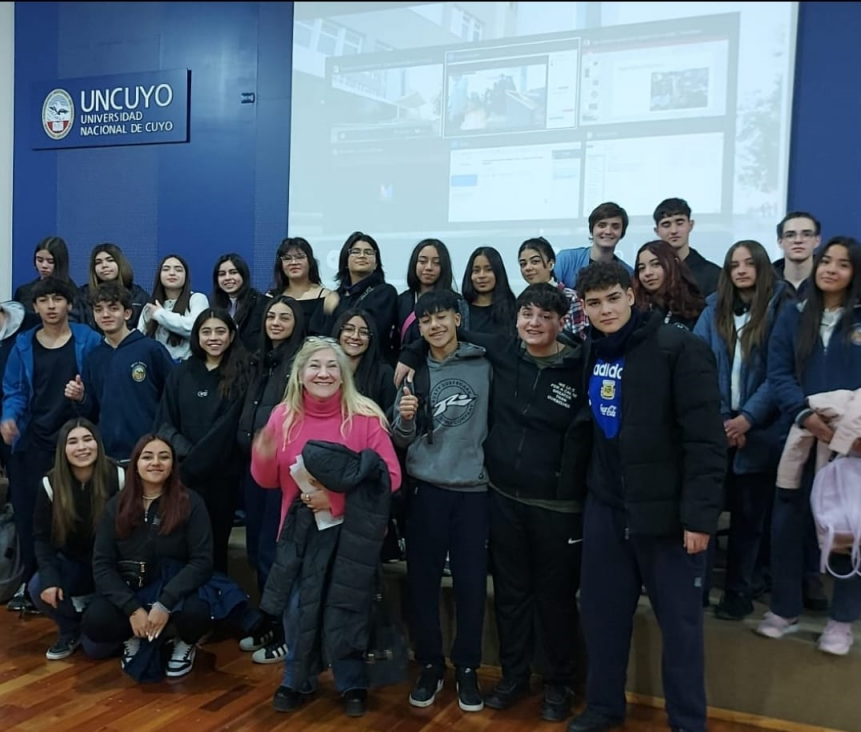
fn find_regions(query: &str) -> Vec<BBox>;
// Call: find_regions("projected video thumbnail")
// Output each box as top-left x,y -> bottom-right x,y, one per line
445,63 -> 548,135
329,62 -> 444,142
579,39 -> 728,126
650,68 -> 710,112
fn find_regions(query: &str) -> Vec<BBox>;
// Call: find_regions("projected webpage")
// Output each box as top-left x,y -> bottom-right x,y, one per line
288,2 -> 798,284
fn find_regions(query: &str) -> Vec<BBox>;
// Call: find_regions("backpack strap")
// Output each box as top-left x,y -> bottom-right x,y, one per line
42,476 -> 54,502
400,311 -> 417,344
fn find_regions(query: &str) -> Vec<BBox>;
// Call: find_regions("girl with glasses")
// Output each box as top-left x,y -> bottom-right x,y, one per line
270,237 -> 331,326
311,231 -> 398,360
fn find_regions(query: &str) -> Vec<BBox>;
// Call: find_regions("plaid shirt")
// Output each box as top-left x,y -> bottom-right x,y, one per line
557,282 -> 588,340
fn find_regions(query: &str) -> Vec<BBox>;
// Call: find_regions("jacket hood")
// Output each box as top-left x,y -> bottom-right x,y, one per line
301,440 -> 388,494
115,329 -> 147,349
0,301 -> 26,340
451,341 -> 485,360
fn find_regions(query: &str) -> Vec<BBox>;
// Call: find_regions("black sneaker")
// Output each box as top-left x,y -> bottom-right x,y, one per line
484,676 -> 529,710
567,707 -> 623,732
714,592 -> 754,621
343,688 -> 368,718
540,684 -> 574,722
252,641 -> 288,665
455,667 -> 483,712
273,686 -> 311,713
239,618 -> 279,652
7,584 -> 39,615
409,663 -> 444,708
46,634 -> 81,661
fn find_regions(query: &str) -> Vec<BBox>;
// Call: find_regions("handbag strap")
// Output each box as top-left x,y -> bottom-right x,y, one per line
400,311 -> 417,344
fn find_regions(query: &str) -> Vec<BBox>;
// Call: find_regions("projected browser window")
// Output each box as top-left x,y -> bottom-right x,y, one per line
288,2 -> 798,286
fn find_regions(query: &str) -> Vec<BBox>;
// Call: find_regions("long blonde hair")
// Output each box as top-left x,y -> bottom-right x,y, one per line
281,337 -> 389,443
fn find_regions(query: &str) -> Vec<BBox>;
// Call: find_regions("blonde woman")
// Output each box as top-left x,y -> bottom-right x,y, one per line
251,337 -> 401,718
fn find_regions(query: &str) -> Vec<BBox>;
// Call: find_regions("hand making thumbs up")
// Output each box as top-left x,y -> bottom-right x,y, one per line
64,374 -> 85,402
398,381 -> 419,422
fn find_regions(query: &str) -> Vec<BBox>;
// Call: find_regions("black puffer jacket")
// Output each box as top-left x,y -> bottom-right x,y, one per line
259,440 -> 392,688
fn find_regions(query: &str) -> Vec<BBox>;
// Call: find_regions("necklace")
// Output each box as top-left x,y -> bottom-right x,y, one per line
142,493 -> 162,502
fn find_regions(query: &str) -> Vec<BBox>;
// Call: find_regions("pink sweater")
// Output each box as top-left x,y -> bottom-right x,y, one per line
251,392 -> 402,530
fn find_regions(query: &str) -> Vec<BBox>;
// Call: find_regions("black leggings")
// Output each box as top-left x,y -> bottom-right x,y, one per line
82,596 -> 213,645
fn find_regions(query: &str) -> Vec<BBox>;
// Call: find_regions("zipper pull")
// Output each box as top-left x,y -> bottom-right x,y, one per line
624,526 -> 630,541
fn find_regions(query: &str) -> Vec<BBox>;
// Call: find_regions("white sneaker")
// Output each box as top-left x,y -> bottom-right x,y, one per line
754,611 -> 800,639
239,625 -> 277,652
252,641 -> 288,664
818,620 -> 854,656
166,640 -> 197,677
122,637 -> 141,670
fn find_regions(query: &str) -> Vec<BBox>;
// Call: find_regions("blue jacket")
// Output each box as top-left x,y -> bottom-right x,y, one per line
768,300 -> 861,420
78,330 -> 175,460
554,247 -> 634,290
693,282 -> 787,474
1,323 -> 102,452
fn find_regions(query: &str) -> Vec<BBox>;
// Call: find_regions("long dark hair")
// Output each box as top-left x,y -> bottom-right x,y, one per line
190,308 -> 249,399
336,231 -> 385,287
116,435 -> 189,538
405,238 -> 455,295
211,253 -> 258,327
47,419 -> 114,546
261,295 -> 306,363
332,308 -> 385,398
147,253 -> 193,347
796,236 -> 861,375
88,243 -> 136,290
272,237 -> 323,292
633,240 -> 704,320
34,236 -> 71,282
461,246 -> 517,329
715,240 -> 775,361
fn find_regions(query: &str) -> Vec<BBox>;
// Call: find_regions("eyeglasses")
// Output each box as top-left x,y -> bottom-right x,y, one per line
340,324 -> 371,338
280,253 -> 307,263
781,230 -> 817,241
349,248 -> 376,258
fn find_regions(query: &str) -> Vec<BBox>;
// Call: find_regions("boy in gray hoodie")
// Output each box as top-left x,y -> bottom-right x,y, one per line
392,290 -> 491,714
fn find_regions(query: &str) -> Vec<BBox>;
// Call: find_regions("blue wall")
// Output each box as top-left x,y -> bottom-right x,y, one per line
12,1 -> 860,295
786,2 -> 861,240
12,1 -> 293,294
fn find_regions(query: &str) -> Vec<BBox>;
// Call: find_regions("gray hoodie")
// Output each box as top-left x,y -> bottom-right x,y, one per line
0,301 -> 25,341
392,341 -> 491,491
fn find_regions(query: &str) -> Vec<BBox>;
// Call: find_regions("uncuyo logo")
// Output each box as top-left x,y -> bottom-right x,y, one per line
42,88 -> 75,140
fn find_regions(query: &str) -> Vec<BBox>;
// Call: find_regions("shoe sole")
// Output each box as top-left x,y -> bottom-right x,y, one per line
165,665 -> 194,678
754,623 -> 800,640
409,679 -> 443,708
273,700 -> 304,713
46,650 -> 75,661
252,647 -> 288,665
457,696 -> 484,713
344,704 -> 367,718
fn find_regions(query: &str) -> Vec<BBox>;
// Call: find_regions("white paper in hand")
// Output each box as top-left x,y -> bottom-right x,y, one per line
290,454 -> 344,531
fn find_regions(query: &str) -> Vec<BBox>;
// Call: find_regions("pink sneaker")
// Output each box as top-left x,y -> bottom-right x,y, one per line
755,611 -> 800,639
818,620 -> 854,656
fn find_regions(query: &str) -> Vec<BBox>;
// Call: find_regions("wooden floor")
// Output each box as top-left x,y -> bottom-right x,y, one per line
0,611 -> 785,732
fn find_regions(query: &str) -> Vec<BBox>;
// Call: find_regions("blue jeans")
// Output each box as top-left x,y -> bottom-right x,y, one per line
28,556 -> 93,638
822,555 -> 861,623
281,580 -> 367,693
